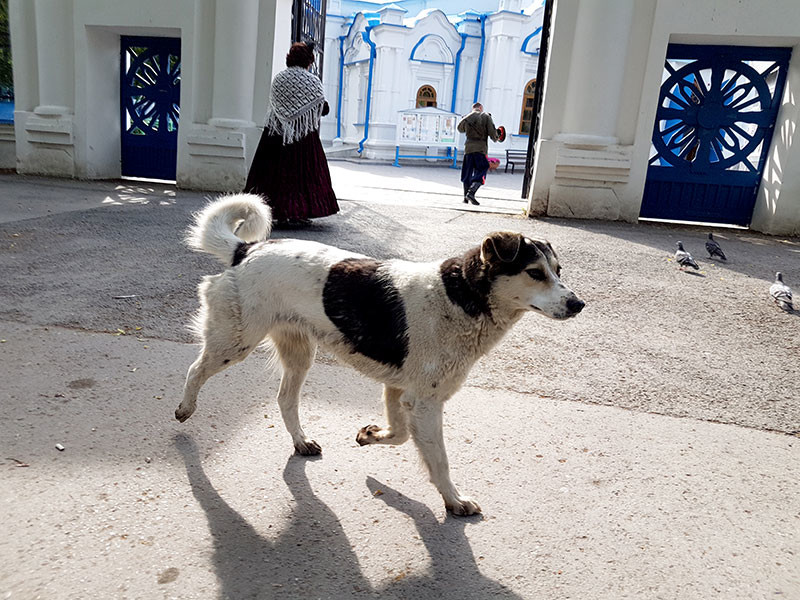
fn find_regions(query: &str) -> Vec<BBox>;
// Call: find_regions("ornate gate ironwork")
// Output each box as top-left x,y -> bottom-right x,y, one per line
292,0 -> 326,79
120,36 -> 181,180
640,44 -> 791,226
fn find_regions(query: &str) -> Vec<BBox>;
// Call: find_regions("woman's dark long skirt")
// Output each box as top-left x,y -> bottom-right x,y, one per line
244,129 -> 339,221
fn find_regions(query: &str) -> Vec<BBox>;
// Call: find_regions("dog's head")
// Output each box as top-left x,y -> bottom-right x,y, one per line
481,231 -> 584,320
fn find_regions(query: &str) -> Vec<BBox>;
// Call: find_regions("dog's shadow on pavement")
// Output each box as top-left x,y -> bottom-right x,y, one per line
365,477 -> 523,599
175,433 -> 522,599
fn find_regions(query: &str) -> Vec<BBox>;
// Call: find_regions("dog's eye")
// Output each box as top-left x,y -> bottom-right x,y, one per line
526,268 -> 546,281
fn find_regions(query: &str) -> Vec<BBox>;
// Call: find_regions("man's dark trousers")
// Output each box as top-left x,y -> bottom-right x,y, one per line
461,152 -> 489,195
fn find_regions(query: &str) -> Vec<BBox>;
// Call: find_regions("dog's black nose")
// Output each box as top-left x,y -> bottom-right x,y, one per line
566,297 -> 585,314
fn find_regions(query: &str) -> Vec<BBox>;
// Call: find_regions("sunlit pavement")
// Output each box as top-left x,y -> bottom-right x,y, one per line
329,159 -> 528,215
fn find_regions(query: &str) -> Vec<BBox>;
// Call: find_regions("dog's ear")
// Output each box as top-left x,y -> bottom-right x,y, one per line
480,232 -> 522,264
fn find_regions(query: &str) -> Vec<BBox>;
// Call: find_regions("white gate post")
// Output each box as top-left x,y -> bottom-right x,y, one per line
559,0 -> 634,145
208,0 -> 259,128
33,0 -> 74,116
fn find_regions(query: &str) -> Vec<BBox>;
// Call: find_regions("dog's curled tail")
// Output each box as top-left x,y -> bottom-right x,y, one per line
186,193 -> 272,266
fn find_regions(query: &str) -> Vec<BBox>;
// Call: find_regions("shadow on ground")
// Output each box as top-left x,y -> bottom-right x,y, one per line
175,433 -> 521,599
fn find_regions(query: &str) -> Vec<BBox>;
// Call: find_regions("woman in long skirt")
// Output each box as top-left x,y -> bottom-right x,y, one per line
244,42 -> 338,227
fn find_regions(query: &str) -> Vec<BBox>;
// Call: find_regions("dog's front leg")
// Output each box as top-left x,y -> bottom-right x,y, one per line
356,386 -> 409,446
273,330 -> 320,456
408,396 -> 481,516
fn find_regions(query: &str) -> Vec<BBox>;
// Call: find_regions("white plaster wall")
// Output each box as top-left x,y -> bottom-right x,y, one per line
246,0 -> 292,170
9,0 -> 291,191
6,1 -> 37,170
530,0 -> 800,234
453,35 -> 482,118
750,43 -> 800,235
0,125 -> 15,168
192,0 -> 216,126
78,26 -> 127,178
482,10 -> 541,158
321,15 -> 346,142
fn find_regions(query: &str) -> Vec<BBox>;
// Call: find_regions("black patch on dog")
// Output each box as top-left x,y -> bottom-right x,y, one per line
323,259 -> 409,368
231,242 -> 256,266
440,238 -> 547,317
440,249 -> 491,317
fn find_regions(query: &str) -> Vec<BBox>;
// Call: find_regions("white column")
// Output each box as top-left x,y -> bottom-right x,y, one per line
442,64 -> 453,110
408,63 -> 419,110
9,0 -> 38,112
33,0 -> 74,115
559,0 -> 634,145
487,36 -> 505,116
208,0 -> 259,128
373,46 -> 390,122
391,47 -> 403,111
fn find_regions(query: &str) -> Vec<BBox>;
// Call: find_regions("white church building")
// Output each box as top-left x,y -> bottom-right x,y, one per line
5,0 -> 800,234
320,0 -> 544,161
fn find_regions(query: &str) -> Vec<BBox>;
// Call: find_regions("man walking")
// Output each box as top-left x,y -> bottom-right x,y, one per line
457,102 -> 499,205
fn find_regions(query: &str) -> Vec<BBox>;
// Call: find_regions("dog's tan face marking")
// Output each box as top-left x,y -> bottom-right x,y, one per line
481,233 -> 584,320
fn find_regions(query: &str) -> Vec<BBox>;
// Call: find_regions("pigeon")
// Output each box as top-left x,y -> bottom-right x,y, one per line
769,272 -> 794,311
674,241 -> 699,270
705,233 -> 727,260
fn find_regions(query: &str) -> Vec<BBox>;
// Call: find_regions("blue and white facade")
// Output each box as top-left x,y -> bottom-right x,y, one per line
321,0 -> 544,160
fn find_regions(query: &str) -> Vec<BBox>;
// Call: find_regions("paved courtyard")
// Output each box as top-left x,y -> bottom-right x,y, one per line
1,167 -> 799,599
329,158 -> 529,214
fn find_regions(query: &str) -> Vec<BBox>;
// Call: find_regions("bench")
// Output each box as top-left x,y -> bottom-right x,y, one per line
505,149 -> 528,174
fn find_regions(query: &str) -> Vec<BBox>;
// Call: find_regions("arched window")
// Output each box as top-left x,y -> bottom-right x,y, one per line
416,85 -> 437,108
519,79 -> 536,134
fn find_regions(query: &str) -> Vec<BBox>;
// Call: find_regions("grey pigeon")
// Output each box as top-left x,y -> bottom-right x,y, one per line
674,241 -> 699,270
769,272 -> 793,311
705,233 -> 727,260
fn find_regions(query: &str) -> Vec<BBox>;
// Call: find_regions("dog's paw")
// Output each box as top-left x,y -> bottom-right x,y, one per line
356,424 -> 381,446
294,439 -> 322,456
175,404 -> 195,423
446,496 -> 482,517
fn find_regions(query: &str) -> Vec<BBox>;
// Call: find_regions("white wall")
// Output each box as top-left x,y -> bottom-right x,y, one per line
530,0 -> 800,235
752,51 -> 800,235
483,9 -> 541,149
9,0 -> 292,191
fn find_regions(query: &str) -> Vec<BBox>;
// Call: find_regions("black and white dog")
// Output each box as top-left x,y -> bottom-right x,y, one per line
176,194 -> 584,515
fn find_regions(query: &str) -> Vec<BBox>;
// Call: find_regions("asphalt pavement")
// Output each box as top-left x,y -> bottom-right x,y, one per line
1,169 -> 798,599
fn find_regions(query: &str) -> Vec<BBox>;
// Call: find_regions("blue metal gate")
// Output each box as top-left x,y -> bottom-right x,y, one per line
640,44 -> 791,226
120,36 -> 181,180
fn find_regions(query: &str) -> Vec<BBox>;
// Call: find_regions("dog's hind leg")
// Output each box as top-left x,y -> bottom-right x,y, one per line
176,348 -> 227,422
407,396 -> 481,516
356,386 -> 409,446
175,288 -> 262,422
271,328 -> 320,456
175,334 -> 258,422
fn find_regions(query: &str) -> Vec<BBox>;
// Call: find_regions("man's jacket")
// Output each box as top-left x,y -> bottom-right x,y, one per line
457,111 -> 499,155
